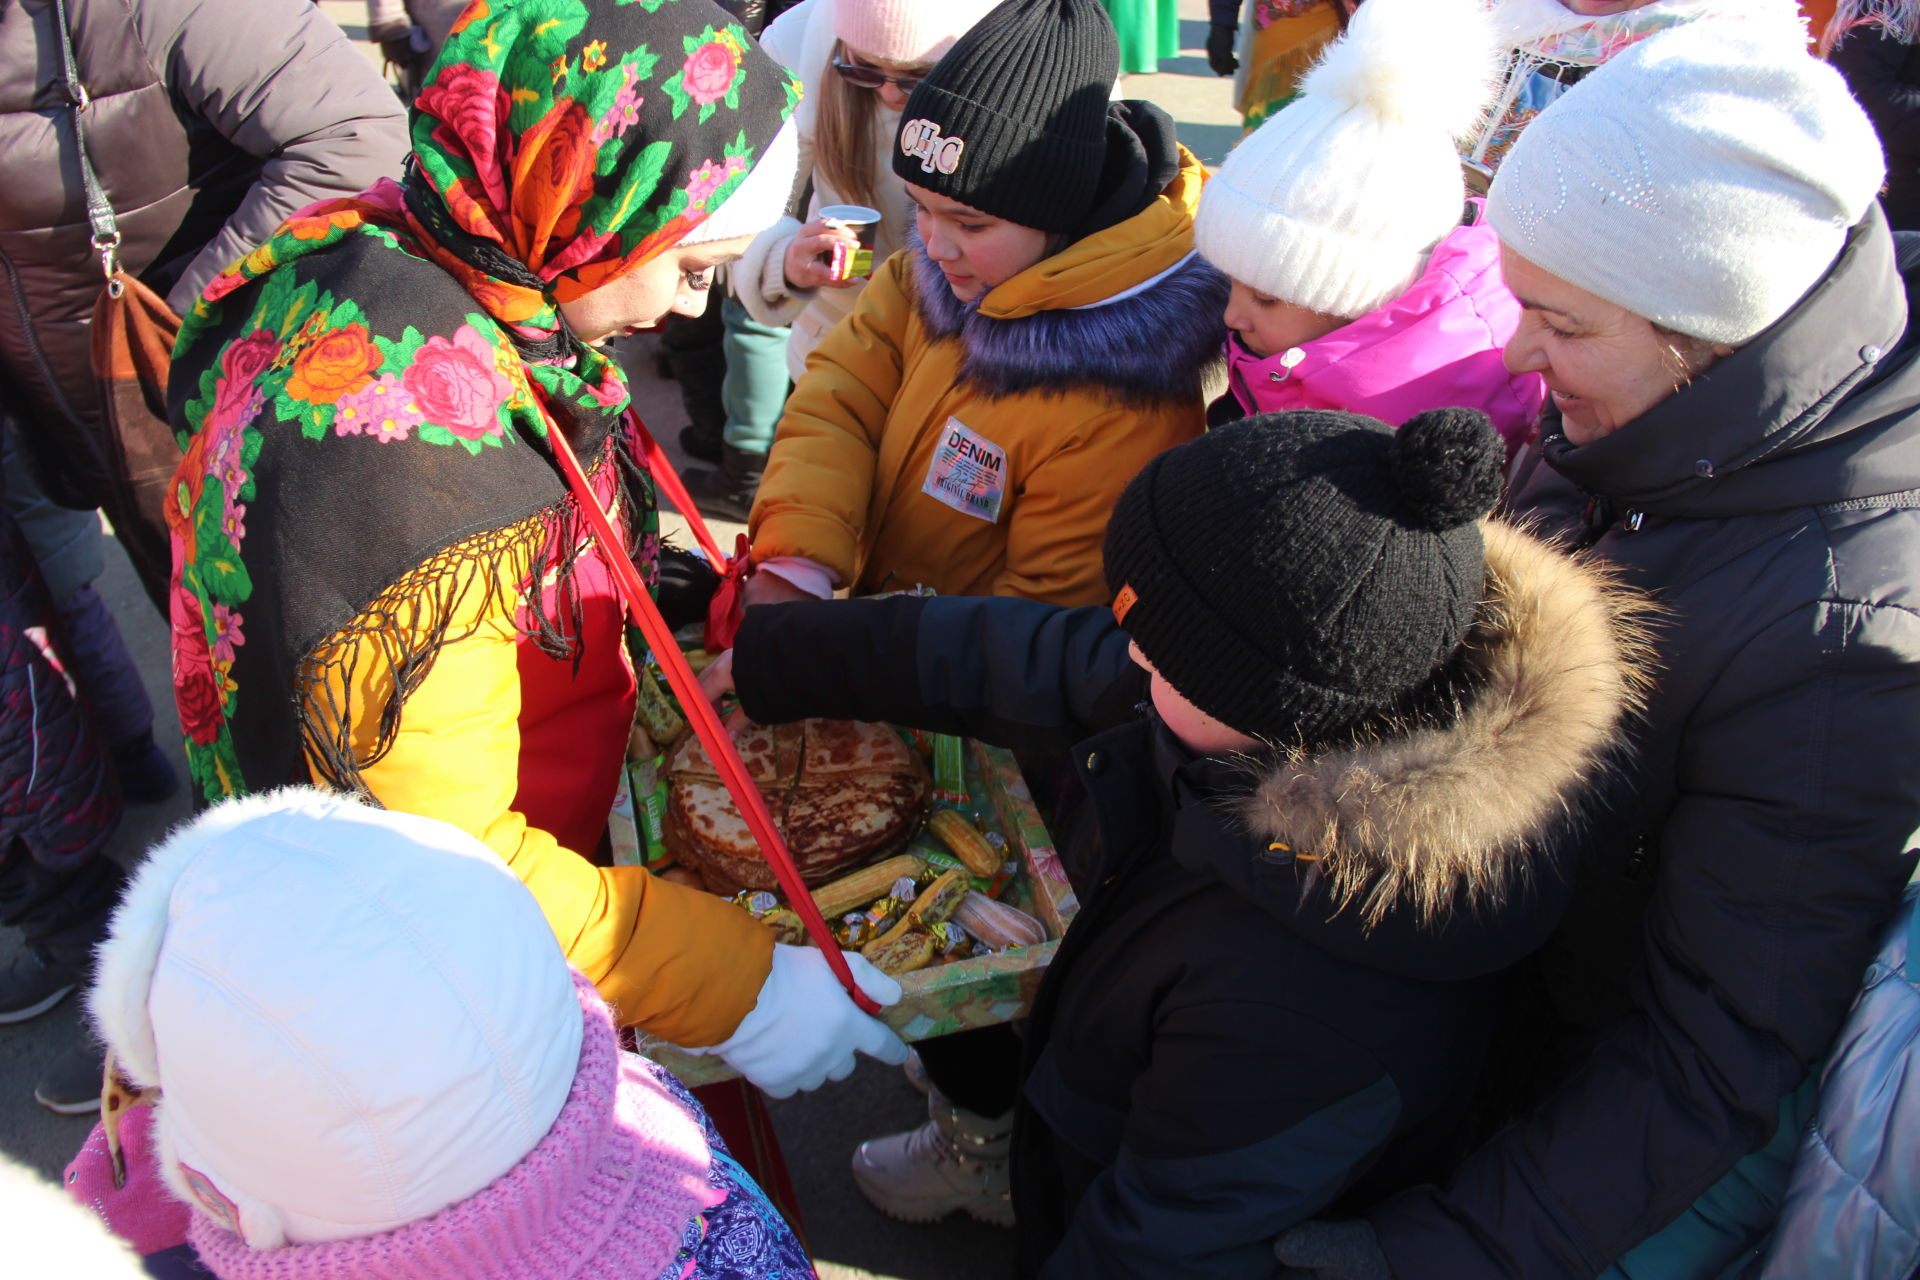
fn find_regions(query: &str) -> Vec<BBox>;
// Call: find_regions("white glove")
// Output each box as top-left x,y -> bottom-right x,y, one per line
689,944 -> 908,1097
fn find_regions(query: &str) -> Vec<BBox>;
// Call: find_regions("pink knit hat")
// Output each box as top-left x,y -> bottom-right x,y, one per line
832,0 -> 1003,65
86,789 -> 723,1280
186,977 -> 722,1280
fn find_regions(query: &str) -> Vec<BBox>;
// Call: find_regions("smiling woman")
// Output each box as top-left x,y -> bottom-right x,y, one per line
1497,250 -> 1729,445
1294,21 -> 1920,1280
162,0 -> 903,1098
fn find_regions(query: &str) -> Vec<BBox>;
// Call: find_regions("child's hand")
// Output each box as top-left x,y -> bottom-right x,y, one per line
698,648 -> 736,706
783,218 -> 863,291
743,571 -> 820,609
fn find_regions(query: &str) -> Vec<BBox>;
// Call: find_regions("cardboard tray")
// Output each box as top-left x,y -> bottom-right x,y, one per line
631,736 -> 1077,1086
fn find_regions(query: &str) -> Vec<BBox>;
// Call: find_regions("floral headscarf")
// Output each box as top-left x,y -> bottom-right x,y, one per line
166,0 -> 799,802
1469,0 -> 1806,170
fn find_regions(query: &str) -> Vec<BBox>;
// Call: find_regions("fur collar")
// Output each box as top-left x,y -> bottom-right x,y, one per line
909,235 -> 1229,408
1237,520 -> 1653,926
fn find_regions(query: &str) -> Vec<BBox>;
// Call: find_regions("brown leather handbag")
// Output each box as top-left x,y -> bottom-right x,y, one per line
87,269 -> 181,610
58,0 -> 182,610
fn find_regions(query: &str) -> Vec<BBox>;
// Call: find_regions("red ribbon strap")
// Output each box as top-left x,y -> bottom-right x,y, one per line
546,415 -> 880,1017
628,417 -> 748,653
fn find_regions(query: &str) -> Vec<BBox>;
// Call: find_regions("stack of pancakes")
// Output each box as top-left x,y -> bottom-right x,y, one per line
663,719 -> 930,895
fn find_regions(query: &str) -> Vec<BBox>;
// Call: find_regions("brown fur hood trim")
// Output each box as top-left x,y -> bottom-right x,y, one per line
1237,519 -> 1654,928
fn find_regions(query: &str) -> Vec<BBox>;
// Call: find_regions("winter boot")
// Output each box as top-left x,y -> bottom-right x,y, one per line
33,1022 -> 104,1115
904,1047 -> 932,1096
678,422 -> 725,466
111,731 -> 180,805
850,1086 -> 1015,1227
684,444 -> 766,525
0,944 -> 79,1024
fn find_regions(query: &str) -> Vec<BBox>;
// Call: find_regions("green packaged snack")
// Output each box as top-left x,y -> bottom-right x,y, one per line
635,666 -> 686,744
932,733 -> 968,805
628,753 -> 670,865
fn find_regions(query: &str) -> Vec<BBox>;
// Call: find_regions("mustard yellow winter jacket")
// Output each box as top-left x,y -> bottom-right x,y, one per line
749,150 -> 1228,607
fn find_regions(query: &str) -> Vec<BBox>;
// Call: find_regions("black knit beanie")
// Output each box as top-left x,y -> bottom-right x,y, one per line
1103,408 -> 1506,748
890,0 -> 1119,231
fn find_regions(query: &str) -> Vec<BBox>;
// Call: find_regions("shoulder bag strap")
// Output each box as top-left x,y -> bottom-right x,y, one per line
51,0 -> 125,296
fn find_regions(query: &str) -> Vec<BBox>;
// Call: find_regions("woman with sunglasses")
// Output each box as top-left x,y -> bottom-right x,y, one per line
687,0 -> 1001,518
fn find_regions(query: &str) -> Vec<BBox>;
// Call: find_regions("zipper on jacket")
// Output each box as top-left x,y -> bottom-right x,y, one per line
1575,495 -> 1646,548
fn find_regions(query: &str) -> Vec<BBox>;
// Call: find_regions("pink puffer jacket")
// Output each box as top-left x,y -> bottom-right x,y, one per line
1224,206 -> 1545,452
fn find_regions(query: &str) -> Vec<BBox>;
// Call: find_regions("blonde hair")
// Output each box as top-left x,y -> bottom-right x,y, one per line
815,40 -> 927,210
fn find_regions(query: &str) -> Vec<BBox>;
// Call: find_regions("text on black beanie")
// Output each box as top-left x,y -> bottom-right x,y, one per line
1103,408 -> 1506,747
891,0 -> 1118,231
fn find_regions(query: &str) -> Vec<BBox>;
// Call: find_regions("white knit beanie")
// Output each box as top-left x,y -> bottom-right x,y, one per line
1486,21 -> 1885,345
833,0 -> 1002,65
1194,0 -> 1499,320
88,789 -> 582,1249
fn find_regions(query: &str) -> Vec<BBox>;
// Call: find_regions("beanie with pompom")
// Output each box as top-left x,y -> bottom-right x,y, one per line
1102,407 -> 1504,747
1195,0 -> 1499,318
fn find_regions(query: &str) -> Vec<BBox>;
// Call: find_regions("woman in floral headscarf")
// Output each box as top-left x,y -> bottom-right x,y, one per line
1463,0 -> 1809,179
165,0 -> 909,1098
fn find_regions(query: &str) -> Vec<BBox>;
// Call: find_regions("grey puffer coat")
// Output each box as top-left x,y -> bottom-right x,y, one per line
1370,207 -> 1920,1277
0,0 -> 407,511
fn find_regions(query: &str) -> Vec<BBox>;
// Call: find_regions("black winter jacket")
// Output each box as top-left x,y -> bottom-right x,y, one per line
1371,210 -> 1920,1277
732,520 -> 1641,1279
1832,28 -> 1920,233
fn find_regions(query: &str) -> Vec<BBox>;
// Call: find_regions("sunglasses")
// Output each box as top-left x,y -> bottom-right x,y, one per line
831,56 -> 924,92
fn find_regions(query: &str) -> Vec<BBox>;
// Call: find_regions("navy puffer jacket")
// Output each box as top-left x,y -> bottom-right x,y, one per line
0,512 -> 116,869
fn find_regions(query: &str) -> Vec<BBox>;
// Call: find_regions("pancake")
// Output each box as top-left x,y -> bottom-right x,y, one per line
663,719 -> 930,895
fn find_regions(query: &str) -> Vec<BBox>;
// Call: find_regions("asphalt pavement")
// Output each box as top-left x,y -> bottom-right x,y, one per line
0,5 -> 1240,1276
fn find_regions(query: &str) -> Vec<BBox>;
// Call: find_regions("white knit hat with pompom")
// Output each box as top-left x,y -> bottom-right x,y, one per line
1195,0 -> 1498,319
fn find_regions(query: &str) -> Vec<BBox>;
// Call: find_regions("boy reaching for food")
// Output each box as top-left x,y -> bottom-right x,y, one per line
703,407 -> 1648,1277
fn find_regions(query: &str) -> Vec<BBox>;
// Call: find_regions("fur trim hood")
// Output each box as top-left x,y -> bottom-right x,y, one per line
1233,519 -> 1651,934
907,235 -> 1229,409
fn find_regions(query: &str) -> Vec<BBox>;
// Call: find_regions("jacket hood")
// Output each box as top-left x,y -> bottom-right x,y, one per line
1195,520 -> 1650,977
1225,210 -> 1547,449
907,148 -> 1229,406
1542,206 -> 1920,516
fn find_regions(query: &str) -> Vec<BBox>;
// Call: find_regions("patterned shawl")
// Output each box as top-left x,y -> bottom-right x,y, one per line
166,0 -> 799,802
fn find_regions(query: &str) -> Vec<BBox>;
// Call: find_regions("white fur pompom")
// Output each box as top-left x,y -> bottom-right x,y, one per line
1298,0 -> 1502,139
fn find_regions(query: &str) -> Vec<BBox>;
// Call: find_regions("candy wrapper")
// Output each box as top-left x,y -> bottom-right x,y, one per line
728,891 -> 809,945
930,920 -> 976,960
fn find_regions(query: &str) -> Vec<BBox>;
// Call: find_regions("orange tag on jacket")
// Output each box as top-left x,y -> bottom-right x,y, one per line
1113,584 -> 1138,624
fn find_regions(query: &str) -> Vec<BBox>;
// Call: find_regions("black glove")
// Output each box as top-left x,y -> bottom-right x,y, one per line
1206,23 -> 1239,77
1273,1220 -> 1391,1280
654,543 -> 721,632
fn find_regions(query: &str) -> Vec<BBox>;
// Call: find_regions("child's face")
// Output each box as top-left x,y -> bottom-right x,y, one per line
906,183 -> 1051,304
1128,641 -> 1259,757
1222,279 -> 1348,360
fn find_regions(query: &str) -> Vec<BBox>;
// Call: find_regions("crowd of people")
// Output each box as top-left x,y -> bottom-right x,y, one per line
4,0 -> 1919,1276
